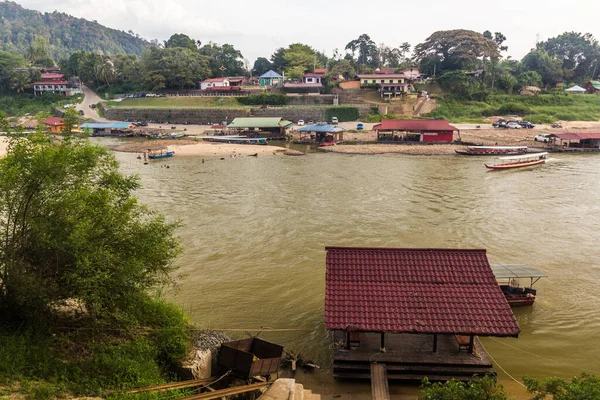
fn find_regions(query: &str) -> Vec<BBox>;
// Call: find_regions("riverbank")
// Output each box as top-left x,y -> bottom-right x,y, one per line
0,137 -> 8,157
111,139 -> 286,156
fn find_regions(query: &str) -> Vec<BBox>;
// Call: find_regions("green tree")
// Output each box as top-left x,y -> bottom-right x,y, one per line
521,48 -> 563,86
345,34 -> 377,66
252,57 -> 272,77
541,32 -> 600,82
270,47 -> 288,73
62,108 -> 80,134
164,33 -> 198,52
8,70 -> 30,93
142,47 -> 210,90
199,42 -> 246,77
283,43 -> 320,73
414,29 -> 501,72
329,59 -> 357,81
439,70 -> 474,97
0,50 -> 25,90
517,71 -> 543,88
0,130 -> 181,322
419,376 -> 509,400
524,373 -> 600,400
26,35 -> 54,67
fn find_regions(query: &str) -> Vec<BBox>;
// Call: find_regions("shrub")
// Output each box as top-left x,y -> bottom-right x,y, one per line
524,373 -> 600,400
527,114 -> 555,124
237,93 -> 287,106
419,375 -> 509,400
496,102 -> 532,115
326,106 -> 359,122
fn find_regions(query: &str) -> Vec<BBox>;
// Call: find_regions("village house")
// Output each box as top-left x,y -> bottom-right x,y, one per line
200,77 -> 230,91
373,119 -> 458,143
303,68 -> 328,84
357,73 -> 408,86
43,117 -> 66,133
586,80 -> 600,94
227,117 -> 293,137
227,76 -> 249,87
259,70 -> 283,86
33,72 -> 73,96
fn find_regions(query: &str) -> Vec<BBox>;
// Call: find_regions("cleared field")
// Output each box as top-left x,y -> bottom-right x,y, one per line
111,97 -> 246,109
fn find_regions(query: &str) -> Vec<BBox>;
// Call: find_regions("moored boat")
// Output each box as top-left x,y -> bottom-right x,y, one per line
455,146 -> 528,156
485,152 -> 547,170
491,264 -> 547,307
148,151 -> 175,159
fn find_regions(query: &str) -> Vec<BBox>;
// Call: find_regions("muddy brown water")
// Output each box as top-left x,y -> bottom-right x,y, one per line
104,138 -> 600,397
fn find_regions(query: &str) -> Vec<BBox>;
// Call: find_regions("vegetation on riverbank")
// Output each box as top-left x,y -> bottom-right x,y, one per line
0,93 -> 80,118
426,93 -> 600,123
0,121 -> 191,398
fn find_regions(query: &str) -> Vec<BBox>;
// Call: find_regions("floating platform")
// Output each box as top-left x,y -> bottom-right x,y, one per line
333,332 -> 495,382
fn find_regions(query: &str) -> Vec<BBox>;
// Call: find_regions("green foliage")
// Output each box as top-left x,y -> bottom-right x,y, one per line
237,93 -> 287,106
199,42 -> 246,77
0,93 -> 78,117
164,34 -> 199,52
0,1 -> 151,60
496,102 -> 532,115
419,375 -> 509,400
142,47 -> 211,90
364,113 -> 407,123
252,57 -> 272,76
345,34 -> 377,66
524,373 -> 600,400
326,107 -> 359,122
0,132 -> 181,322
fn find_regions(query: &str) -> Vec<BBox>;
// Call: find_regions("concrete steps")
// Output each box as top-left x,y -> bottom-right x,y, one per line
259,379 -> 321,400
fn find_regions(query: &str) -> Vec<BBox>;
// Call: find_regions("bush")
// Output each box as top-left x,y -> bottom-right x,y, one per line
527,114 -> 555,124
237,93 -> 287,106
325,106 -> 359,122
419,375 -> 509,400
0,93 -> 80,117
524,373 -> 600,400
496,102 -> 532,115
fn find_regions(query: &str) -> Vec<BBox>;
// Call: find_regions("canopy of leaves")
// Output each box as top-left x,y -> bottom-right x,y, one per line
164,33 -> 199,52
252,57 -> 272,77
199,42 -> 246,77
0,1 -> 151,60
414,29 -> 501,72
419,376 -> 509,400
521,49 -> 564,86
524,373 -> 600,400
540,32 -> 600,81
0,127 -> 181,323
142,47 -> 211,90
346,34 -> 377,67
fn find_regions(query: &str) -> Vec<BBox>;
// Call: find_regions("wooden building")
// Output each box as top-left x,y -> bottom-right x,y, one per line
554,132 -> 600,150
227,117 -> 293,137
325,247 -> 521,382
373,119 -> 457,143
296,124 -> 344,144
44,117 -> 65,133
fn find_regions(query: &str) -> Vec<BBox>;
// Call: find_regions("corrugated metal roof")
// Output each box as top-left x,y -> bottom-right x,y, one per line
297,124 -> 345,133
491,264 -> 547,279
590,80 -> 600,90
80,122 -> 134,129
325,247 -> 520,337
228,118 -> 292,128
260,70 -> 282,78
555,133 -> 600,140
44,117 -> 64,126
373,119 -> 457,132
565,85 -> 586,92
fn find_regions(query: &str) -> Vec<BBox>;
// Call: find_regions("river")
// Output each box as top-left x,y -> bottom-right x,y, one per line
107,139 -> 600,397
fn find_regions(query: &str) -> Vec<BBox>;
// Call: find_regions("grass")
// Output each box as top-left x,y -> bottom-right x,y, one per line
111,97 -> 246,109
0,93 -> 82,118
427,93 -> 600,123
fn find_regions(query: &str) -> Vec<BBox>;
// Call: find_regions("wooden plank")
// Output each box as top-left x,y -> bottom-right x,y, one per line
180,382 -> 270,400
370,363 -> 390,400
127,377 -> 219,393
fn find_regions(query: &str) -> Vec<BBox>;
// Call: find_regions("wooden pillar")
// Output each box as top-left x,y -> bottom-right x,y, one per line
432,334 -> 438,353
468,335 -> 475,354
380,332 -> 386,353
345,331 -> 350,350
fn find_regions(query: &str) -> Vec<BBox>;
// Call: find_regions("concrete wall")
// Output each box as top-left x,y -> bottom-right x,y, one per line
104,105 -> 372,124
285,95 -> 335,106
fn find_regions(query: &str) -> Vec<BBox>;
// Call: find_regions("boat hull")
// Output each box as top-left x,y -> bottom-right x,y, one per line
455,150 -> 526,156
148,151 -> 175,159
505,295 -> 536,307
485,160 -> 545,170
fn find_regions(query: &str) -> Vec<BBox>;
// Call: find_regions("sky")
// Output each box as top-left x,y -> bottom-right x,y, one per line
16,0 -> 600,65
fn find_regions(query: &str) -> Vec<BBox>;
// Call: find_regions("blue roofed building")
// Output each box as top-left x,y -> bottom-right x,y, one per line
80,122 -> 135,136
297,124 -> 345,144
259,70 -> 283,86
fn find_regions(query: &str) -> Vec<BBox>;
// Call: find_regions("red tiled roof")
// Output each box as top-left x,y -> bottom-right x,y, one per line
314,68 -> 328,74
34,81 -> 70,85
375,67 -> 398,74
304,73 -> 324,78
373,119 -> 457,132
44,117 -> 65,126
555,133 -> 600,140
41,73 -> 64,79
201,86 -> 241,92
202,77 -> 229,83
358,74 -> 408,79
325,247 -> 520,337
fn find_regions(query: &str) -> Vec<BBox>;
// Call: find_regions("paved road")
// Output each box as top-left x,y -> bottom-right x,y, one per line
76,85 -> 110,122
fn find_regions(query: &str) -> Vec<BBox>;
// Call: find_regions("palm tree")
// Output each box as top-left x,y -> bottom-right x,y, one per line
10,71 -> 30,94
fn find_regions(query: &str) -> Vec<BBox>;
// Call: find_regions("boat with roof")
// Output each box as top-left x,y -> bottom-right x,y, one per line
484,152 -> 547,170
455,146 -> 528,156
491,264 -> 547,306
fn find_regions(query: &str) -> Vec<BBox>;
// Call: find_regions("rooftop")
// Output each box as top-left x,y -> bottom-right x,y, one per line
297,124 -> 345,133
260,70 -> 283,79
374,119 -> 457,132
80,122 -> 134,130
43,117 -> 64,126
228,117 -> 292,129
33,81 -> 70,85
284,83 -> 323,88
358,74 -> 409,79
202,77 -> 229,83
325,247 -> 520,337
555,132 -> 600,140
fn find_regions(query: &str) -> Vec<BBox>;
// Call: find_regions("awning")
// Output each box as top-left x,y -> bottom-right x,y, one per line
491,264 -> 547,279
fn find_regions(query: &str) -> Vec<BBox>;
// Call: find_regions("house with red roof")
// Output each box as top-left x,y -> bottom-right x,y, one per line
43,117 -> 65,133
373,119 -> 458,143
554,132 -> 600,149
200,77 -> 230,91
325,247 -> 520,381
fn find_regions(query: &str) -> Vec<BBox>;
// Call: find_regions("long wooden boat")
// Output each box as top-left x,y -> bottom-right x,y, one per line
491,264 -> 547,307
148,151 -> 174,159
456,146 -> 528,156
485,152 -> 547,170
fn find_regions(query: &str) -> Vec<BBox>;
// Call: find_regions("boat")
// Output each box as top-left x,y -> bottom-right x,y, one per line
455,146 -> 528,156
148,151 -> 175,159
485,152 -> 547,170
491,264 -> 547,307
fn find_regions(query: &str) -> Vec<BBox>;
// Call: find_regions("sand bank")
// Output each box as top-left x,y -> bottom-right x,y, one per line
0,137 -> 9,157
111,139 -> 285,157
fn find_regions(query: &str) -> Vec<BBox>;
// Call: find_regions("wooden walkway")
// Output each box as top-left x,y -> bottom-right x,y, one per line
333,332 -> 495,382
371,363 -> 390,400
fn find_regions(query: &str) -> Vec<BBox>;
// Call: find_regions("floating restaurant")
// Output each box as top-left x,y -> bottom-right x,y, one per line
325,247 -> 520,382
296,124 -> 345,145
373,120 -> 458,143
553,133 -> 600,151
227,117 -> 293,138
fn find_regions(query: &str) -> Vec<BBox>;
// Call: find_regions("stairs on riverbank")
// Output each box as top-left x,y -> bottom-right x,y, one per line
258,378 -> 321,400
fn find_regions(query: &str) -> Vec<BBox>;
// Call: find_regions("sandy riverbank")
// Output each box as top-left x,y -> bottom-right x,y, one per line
0,137 -> 9,157
111,139 -> 285,157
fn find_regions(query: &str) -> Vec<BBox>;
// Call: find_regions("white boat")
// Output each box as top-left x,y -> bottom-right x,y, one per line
485,152 -> 548,170
455,146 -> 528,156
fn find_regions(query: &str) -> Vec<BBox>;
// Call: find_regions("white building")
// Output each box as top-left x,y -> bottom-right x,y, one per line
200,77 -> 230,90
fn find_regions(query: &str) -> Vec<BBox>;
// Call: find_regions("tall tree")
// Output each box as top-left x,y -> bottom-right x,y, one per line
541,32 -> 600,82
9,70 -> 30,93
414,29 -> 501,72
164,33 -> 198,52
142,47 -> 211,90
270,47 -> 288,73
252,57 -> 272,77
345,34 -> 377,66
199,42 -> 246,77
521,48 -> 563,86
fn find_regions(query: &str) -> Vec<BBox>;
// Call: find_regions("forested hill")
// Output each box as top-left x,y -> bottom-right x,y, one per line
0,1 -> 152,60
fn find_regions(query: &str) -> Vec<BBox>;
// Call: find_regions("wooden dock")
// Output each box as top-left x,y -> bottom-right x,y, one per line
371,363 -> 390,400
333,332 -> 495,382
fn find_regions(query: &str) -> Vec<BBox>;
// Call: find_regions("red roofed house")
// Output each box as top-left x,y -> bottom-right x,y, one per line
200,77 -> 230,91
373,119 -> 458,143
325,247 -> 520,381
554,132 -> 600,150
34,72 -> 71,96
227,76 -> 249,87
43,117 -> 65,133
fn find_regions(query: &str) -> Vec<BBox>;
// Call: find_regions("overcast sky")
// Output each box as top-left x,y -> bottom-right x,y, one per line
16,0 -> 600,64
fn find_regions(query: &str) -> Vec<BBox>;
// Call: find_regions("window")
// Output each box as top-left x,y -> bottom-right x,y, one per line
381,80 -> 385,83
389,80 -> 393,83
372,80 -> 376,84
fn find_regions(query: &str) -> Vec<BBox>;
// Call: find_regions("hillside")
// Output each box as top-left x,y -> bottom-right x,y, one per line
0,1 -> 152,60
